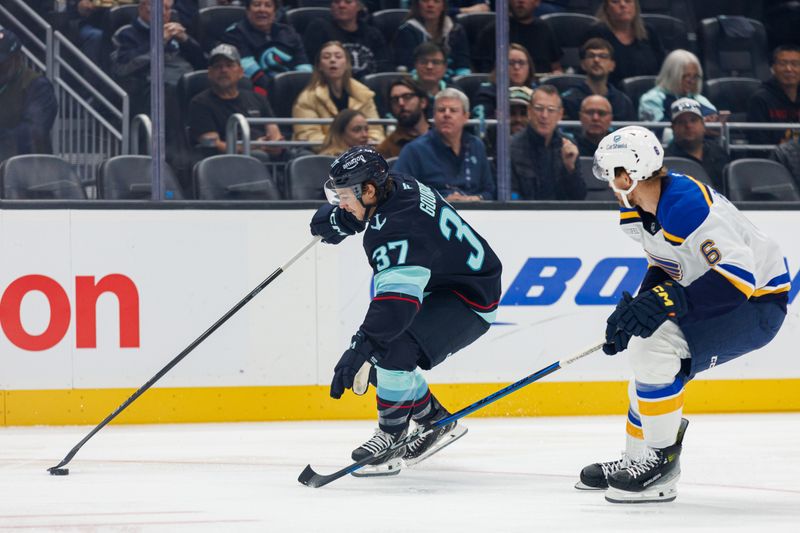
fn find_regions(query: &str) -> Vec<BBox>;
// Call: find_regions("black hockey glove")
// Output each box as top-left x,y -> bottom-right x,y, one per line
310,204 -> 366,245
603,292 -> 634,355
612,282 -> 688,339
330,330 -> 382,399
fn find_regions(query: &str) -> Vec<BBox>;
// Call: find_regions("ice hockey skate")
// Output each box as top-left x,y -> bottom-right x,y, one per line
574,453 -> 634,490
403,410 -> 468,468
604,419 -> 689,503
350,428 -> 407,477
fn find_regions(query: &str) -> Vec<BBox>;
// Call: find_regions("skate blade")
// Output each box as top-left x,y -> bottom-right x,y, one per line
351,457 -> 404,478
574,480 -> 606,491
404,425 -> 468,468
605,471 -> 680,504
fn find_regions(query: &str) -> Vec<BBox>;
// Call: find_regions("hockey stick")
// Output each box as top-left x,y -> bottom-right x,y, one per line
298,341 -> 604,488
47,236 -> 322,475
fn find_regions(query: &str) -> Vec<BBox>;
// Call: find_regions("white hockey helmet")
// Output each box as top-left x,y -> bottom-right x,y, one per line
592,126 -> 664,183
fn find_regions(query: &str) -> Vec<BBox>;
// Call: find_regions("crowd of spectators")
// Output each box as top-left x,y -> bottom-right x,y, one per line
4,0 -> 800,200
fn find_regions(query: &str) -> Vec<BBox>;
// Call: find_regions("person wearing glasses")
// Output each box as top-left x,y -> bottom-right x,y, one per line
292,41 -> 384,144
575,95 -> 613,157
509,85 -> 586,200
562,38 -> 634,121
747,45 -> 800,146
473,44 -> 537,122
411,43 -> 456,119
638,50 -> 717,124
376,78 -> 430,158
393,0 -> 471,78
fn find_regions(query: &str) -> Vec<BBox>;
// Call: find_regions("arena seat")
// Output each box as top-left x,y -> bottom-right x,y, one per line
663,156 -> 713,188
639,0 -> 696,31
286,155 -> 336,200
578,156 -> 615,201
641,14 -> 691,53
620,75 -> 657,110
723,159 -> 800,201
704,77 -> 761,122
372,9 -> 409,45
362,72 -> 411,118
452,73 -> 490,107
0,155 -> 87,200
97,155 -> 184,200
197,5 -> 245,51
699,16 -> 770,80
540,13 -> 598,72
455,11 -> 495,65
285,7 -> 331,36
194,154 -> 281,200
540,74 -> 587,93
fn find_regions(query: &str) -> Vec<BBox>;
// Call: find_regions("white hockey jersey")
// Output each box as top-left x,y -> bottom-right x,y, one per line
619,173 -> 790,320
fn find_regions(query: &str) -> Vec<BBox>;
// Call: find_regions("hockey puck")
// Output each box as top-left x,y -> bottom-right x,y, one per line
49,468 -> 69,476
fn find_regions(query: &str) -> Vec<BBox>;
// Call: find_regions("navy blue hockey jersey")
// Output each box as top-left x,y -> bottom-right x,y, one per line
359,174 -> 502,346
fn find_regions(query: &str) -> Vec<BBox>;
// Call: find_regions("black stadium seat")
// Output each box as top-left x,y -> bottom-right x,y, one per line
704,77 -> 761,122
98,155 -> 184,200
455,11 -> 495,66
0,155 -> 86,199
641,14 -> 691,53
540,74 -> 587,93
699,16 -> 771,80
194,154 -> 281,200
724,159 -> 800,201
197,5 -> 245,52
663,156 -> 713,188
286,155 -> 336,200
372,9 -> 409,45
639,0 -> 696,31
285,7 -> 331,36
452,73 -> 490,107
541,13 -> 598,72
362,72 -> 411,118
559,0 -> 602,16
578,156 -> 615,201
269,71 -> 312,118
620,75 -> 657,111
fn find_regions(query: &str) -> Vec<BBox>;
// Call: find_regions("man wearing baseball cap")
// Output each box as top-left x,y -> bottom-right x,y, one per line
665,97 -> 729,191
0,28 -> 58,162
188,44 -> 284,166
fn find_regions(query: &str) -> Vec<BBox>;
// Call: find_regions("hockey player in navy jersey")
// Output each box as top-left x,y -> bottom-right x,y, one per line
309,146 -> 502,474
578,126 -> 790,503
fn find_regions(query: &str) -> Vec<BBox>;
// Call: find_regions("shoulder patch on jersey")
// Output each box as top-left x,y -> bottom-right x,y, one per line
619,207 -> 642,226
658,174 -> 712,245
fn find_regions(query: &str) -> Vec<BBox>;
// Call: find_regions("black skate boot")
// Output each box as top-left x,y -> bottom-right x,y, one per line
605,418 -> 689,503
403,407 -> 468,467
575,453 -> 635,490
350,428 -> 407,477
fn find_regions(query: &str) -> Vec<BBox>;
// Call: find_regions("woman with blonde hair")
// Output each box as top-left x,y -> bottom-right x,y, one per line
292,41 -> 384,143
582,0 -> 665,86
639,49 -> 718,122
318,109 -> 370,155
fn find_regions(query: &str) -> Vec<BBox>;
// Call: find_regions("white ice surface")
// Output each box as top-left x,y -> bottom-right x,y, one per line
1,414 -> 799,532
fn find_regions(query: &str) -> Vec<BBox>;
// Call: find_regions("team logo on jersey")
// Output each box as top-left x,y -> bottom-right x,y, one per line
646,252 -> 684,280
370,214 -> 386,230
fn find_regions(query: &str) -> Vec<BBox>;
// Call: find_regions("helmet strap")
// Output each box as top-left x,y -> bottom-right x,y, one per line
610,178 -> 638,209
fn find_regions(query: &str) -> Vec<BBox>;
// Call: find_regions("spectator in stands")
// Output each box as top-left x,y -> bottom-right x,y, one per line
574,95 -> 613,156
110,0 -> 206,116
70,0 -> 137,68
771,140 -> 800,186
473,44 -> 537,121
747,45 -> 800,146
292,41 -> 384,143
412,42 -> 454,119
0,29 -> 58,162
393,0 -> 471,77
480,86 -> 534,157
222,0 -> 311,97
303,0 -> 390,80
395,88 -> 495,200
476,0 -> 562,75
376,78 -> 429,158
303,0 -> 394,80
562,38 -> 635,121
582,0 -> 665,87
510,84 -> 585,200
447,0 -> 491,17
318,109 -> 370,155
639,49 -> 717,123
666,98 -> 729,191
188,44 -> 284,160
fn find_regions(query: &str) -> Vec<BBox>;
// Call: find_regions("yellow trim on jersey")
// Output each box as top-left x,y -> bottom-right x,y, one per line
714,267 -> 756,298
752,285 -> 791,297
620,211 -> 640,220
638,393 -> 684,416
686,175 -> 713,207
626,420 -> 644,439
662,229 -> 685,244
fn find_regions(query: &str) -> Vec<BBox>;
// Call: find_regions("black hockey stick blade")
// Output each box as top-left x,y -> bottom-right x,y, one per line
298,342 -> 603,488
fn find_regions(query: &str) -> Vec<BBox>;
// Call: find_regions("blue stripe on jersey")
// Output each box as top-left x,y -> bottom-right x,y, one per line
373,265 -> 432,302
627,407 -> 642,427
657,174 -> 712,242
635,376 -> 684,399
765,270 -> 791,287
376,367 -> 428,402
718,263 -> 756,285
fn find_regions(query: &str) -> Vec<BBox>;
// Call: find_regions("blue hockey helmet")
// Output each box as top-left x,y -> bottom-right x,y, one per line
325,146 -> 389,205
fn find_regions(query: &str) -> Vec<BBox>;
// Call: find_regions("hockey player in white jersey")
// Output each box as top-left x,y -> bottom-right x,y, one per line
578,124 -> 790,503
